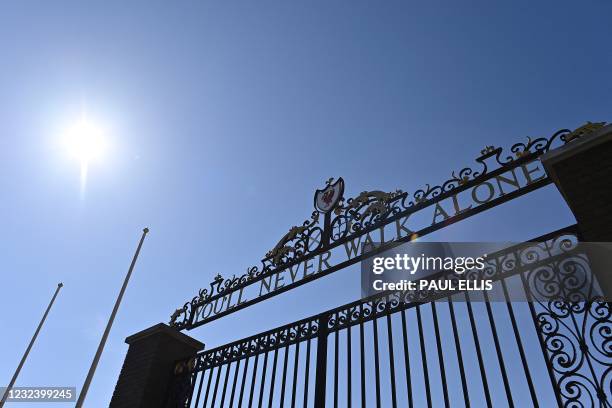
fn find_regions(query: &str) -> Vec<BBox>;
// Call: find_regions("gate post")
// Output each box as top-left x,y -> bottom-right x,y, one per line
109,323 -> 204,408
541,123 -> 612,296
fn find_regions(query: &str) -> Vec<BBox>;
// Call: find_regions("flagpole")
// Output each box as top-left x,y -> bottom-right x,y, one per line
0,283 -> 64,408
75,227 -> 149,408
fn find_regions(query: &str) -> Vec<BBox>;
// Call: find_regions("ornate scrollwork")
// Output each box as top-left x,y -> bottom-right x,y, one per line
266,212 -> 320,266
330,189 -> 404,240
169,305 -> 188,328
530,298 -> 611,407
186,319 -> 319,370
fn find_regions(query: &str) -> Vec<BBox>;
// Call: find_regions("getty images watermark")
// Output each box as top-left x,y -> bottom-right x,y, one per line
371,251 -> 491,292
361,241 -> 609,302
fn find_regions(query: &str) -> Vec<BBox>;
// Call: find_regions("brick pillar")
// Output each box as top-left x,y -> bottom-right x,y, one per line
541,123 -> 612,296
109,323 -> 204,408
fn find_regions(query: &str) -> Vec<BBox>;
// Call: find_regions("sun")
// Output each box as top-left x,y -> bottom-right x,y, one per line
62,117 -> 107,164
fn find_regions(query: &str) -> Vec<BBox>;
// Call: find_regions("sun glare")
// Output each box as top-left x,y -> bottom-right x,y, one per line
61,117 -> 108,198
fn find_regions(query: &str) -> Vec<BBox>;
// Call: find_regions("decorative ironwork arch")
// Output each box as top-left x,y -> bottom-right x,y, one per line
170,122 -> 607,331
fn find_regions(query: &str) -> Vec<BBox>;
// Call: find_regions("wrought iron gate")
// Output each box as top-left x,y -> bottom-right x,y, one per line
164,123 -> 611,407
166,225 -> 610,407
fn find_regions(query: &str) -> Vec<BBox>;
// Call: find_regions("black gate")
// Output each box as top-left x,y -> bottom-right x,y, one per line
164,123 -> 611,407
167,225 -> 610,407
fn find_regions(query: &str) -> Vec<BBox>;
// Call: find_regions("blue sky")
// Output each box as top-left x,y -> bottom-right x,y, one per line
0,1 -> 611,406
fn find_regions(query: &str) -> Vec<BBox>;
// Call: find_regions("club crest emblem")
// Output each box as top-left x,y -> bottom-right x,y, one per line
314,177 -> 344,213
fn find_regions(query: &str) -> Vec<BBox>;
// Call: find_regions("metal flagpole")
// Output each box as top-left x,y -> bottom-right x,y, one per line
0,283 -> 64,408
75,227 -> 149,408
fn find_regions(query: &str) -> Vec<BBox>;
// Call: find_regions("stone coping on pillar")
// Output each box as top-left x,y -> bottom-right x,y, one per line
125,323 -> 204,351
541,123 -> 612,202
